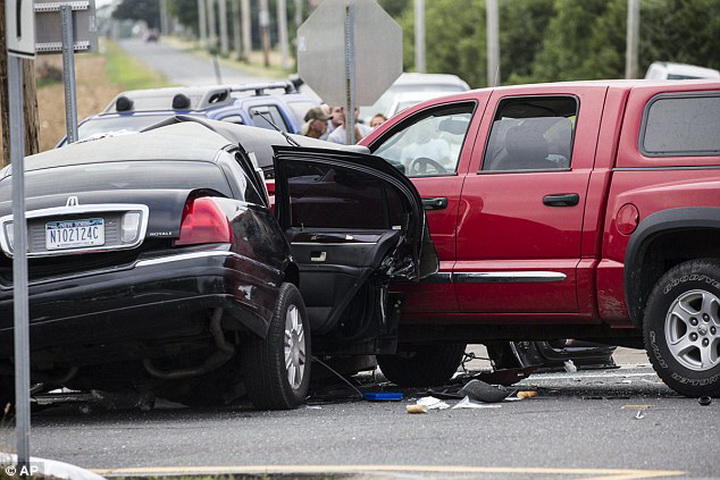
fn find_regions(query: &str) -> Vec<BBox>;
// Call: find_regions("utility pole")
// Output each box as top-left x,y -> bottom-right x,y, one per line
197,0 -> 207,47
625,0 -> 640,79
294,0 -> 302,28
232,0 -> 242,60
159,0 -> 169,35
277,0 -> 290,69
259,0 -> 271,67
414,0 -> 425,73
218,0 -> 229,55
0,6 -> 39,165
241,0 -> 251,61
485,0 -> 500,86
206,0 -> 217,51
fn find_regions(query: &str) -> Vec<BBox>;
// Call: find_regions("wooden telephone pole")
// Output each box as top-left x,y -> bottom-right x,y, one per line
1,5 -> 39,166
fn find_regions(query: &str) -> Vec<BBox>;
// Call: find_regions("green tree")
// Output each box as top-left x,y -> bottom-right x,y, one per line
112,0 -> 161,29
168,0 -> 200,35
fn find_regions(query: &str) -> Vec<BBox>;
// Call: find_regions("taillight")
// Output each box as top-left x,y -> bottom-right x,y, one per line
175,197 -> 232,246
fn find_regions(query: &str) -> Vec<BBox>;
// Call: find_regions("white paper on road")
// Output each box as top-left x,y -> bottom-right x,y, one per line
451,396 -> 503,410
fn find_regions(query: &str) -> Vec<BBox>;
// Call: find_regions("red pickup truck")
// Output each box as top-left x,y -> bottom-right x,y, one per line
359,80 -> 720,397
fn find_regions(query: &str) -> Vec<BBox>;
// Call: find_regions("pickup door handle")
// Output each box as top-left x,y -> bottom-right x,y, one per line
422,197 -> 448,211
543,193 -> 580,207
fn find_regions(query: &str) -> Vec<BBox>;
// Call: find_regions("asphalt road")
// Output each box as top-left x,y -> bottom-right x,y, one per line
117,39 -> 275,86
2,350 -> 717,480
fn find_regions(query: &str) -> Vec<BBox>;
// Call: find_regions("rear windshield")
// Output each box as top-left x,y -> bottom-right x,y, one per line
642,93 -> 720,156
76,114 -> 203,142
0,161 -> 232,202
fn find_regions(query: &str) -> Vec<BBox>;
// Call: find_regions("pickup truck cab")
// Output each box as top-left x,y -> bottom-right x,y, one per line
360,80 -> 720,397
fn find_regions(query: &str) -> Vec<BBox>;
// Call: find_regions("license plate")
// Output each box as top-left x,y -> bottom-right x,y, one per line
45,218 -> 105,250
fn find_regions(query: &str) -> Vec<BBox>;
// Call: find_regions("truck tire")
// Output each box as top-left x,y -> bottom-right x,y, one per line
377,344 -> 466,387
243,283 -> 311,410
644,258 -> 720,397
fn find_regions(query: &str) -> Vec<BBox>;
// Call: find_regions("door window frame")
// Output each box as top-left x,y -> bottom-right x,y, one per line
248,104 -> 291,132
477,94 -> 580,175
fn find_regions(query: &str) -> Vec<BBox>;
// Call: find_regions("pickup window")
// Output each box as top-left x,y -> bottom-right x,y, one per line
482,96 -> 577,172
641,92 -> 720,156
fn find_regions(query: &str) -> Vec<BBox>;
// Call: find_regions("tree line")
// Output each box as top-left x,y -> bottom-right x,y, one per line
112,0 -> 720,87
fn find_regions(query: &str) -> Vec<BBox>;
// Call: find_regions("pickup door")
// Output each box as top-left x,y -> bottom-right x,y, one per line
456,86 -> 606,315
273,146 -> 437,351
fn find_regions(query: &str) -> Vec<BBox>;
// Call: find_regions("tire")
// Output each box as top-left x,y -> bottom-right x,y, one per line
377,344 -> 466,387
243,283 -> 311,410
643,258 -> 720,397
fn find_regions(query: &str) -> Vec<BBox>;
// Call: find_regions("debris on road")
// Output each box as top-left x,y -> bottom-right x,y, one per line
450,396 -> 502,410
564,360 -> 578,373
634,410 -> 646,420
417,396 -> 450,410
698,396 -> 712,406
364,392 -> 403,401
406,404 -> 428,414
458,379 -> 509,403
516,390 -> 539,399
621,404 -> 653,410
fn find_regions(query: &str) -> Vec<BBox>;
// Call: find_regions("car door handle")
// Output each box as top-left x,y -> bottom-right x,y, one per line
422,197 -> 448,210
310,251 -> 327,262
543,193 -> 579,207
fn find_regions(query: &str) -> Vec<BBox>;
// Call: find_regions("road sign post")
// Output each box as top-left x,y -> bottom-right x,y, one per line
297,0 -> 402,145
34,0 -> 98,144
5,0 -> 34,469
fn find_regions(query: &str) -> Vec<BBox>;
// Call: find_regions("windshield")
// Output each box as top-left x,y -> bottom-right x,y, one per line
359,84 -> 467,121
75,115 -> 197,142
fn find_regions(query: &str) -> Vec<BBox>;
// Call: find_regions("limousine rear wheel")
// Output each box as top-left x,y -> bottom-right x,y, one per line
378,343 -> 466,387
644,259 -> 720,397
244,283 -> 311,410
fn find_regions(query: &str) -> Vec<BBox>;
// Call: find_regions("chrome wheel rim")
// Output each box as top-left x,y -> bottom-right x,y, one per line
283,305 -> 306,389
665,289 -> 720,372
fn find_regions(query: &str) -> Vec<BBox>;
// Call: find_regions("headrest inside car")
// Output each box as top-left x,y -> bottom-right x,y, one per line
172,94 -> 192,110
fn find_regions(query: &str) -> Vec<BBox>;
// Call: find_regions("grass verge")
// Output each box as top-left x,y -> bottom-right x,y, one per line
104,40 -> 170,90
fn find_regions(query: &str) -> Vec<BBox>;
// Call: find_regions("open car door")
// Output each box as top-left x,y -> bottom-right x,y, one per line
274,146 -> 438,354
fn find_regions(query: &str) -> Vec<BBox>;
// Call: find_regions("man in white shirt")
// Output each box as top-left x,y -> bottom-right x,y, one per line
327,107 -> 373,144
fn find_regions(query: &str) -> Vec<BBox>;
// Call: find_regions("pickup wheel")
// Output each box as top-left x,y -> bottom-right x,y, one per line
644,259 -> 720,397
243,283 -> 311,410
377,344 -> 466,387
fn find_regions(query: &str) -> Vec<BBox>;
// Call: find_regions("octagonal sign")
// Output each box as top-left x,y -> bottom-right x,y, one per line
297,0 -> 402,106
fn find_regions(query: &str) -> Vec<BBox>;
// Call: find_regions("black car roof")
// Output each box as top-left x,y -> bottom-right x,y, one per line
5,117 -> 370,178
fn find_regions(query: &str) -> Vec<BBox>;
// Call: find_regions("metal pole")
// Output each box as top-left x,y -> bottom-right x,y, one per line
241,0 -> 251,60
277,0 -> 289,69
414,0 -> 425,73
485,0 -> 499,86
218,0 -> 229,55
159,0 -> 169,35
8,53 -> 31,470
206,0 -> 217,51
344,2 -> 355,145
625,0 -> 640,79
232,0 -> 242,59
60,5 -> 78,144
294,0 -> 302,28
198,0 -> 207,46
259,0 -> 270,67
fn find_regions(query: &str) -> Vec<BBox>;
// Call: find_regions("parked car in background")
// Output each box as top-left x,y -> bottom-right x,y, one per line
645,62 -> 720,80
57,82 -> 319,146
361,79 -> 720,397
359,73 -> 470,124
0,117 -> 437,410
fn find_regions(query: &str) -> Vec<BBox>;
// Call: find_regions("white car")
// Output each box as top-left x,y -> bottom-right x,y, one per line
359,73 -> 470,123
645,62 -> 720,80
